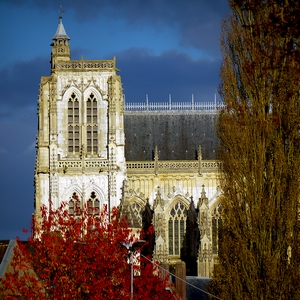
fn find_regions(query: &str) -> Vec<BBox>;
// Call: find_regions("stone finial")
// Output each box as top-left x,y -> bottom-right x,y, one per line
201,185 -> 209,206
153,186 -> 164,209
198,144 -> 202,161
198,144 -> 202,175
154,145 -> 159,161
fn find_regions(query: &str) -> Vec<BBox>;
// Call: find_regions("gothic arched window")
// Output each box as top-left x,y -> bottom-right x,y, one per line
68,93 -> 80,153
212,203 -> 222,254
130,203 -> 143,227
87,191 -> 100,215
69,192 -> 81,215
86,93 -> 98,153
168,201 -> 187,256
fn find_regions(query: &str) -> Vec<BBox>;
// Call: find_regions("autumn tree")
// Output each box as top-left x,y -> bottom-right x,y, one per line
210,1 -> 300,299
0,204 -> 175,300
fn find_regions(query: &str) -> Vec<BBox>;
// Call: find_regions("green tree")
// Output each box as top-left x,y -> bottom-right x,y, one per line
0,204 -> 175,300
210,1 -> 300,299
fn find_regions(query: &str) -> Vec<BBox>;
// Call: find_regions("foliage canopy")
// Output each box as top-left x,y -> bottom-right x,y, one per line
0,204 -> 174,300
210,1 -> 300,299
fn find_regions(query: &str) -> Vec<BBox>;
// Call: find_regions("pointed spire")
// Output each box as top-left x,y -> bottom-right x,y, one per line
201,185 -> 206,199
201,185 -> 209,207
197,185 -> 208,209
51,16 -> 71,70
153,186 -> 163,209
53,16 -> 70,40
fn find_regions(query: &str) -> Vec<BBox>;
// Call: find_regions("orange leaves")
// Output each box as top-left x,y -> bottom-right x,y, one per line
215,0 -> 300,298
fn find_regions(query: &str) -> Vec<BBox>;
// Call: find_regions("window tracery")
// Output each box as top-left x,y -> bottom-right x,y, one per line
68,93 -> 80,153
168,201 -> 187,256
87,191 -> 100,215
67,92 -> 99,154
68,192 -> 81,215
86,93 -> 98,153
130,203 -> 143,226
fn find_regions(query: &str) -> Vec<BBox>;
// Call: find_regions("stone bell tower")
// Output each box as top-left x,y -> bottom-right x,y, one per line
34,16 -> 126,216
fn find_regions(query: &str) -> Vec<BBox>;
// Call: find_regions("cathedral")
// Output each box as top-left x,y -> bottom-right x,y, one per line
34,17 -> 223,278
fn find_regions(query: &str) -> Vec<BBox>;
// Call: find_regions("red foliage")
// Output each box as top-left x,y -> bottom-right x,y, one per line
0,203 -> 175,299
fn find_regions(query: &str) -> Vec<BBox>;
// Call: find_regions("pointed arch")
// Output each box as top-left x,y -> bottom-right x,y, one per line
85,184 -> 106,208
86,191 -> 100,215
128,195 -> 146,208
119,196 -> 146,228
63,87 -> 81,102
166,196 -> 189,256
67,91 -> 81,153
62,184 -> 82,204
165,195 -> 190,214
61,87 -> 106,156
68,191 -> 81,215
84,88 -> 103,155
128,196 -> 146,227
86,92 -> 98,153
83,87 -> 103,103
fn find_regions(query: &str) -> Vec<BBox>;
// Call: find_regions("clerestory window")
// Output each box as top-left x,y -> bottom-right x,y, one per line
168,201 -> 187,256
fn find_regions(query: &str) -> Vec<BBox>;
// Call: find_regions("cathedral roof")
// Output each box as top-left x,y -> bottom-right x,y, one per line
124,111 -> 219,161
52,16 -> 70,40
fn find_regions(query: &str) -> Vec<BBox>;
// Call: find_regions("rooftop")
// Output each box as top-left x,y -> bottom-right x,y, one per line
52,16 -> 70,40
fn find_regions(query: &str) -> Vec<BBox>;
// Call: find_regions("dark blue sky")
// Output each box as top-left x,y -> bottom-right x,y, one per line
0,0 -> 230,240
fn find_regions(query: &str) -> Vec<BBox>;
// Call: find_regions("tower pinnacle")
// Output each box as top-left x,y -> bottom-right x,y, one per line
52,16 -> 70,40
51,16 -> 70,70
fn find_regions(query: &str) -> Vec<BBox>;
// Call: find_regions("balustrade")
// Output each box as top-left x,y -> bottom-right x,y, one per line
126,160 -> 222,174
58,159 -> 108,170
56,60 -> 115,70
125,101 -> 225,111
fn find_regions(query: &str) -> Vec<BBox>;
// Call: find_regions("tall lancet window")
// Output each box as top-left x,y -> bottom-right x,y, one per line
86,93 -> 98,153
168,201 -> 187,256
68,93 -> 80,153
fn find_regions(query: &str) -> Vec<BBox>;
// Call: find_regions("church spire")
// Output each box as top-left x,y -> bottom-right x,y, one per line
52,16 -> 70,40
51,16 -> 70,70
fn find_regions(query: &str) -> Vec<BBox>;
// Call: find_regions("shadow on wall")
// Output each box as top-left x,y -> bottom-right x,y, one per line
186,276 -> 211,300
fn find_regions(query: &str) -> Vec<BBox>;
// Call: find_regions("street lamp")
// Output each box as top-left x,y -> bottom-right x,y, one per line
121,240 -> 145,299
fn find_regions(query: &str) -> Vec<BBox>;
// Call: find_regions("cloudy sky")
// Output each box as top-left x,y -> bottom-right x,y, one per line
0,0 -> 230,240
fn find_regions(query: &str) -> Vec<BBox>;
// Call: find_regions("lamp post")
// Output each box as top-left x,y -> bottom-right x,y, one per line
121,240 -> 145,299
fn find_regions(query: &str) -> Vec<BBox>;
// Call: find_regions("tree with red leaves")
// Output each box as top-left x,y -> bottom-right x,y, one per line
0,204 -> 175,299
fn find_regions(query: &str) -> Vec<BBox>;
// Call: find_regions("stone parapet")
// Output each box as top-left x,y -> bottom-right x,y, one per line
126,160 -> 222,174
57,159 -> 109,172
55,60 -> 116,71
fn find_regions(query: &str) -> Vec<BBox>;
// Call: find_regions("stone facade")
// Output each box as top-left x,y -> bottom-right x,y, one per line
123,156 -> 222,277
34,17 -> 223,278
35,17 -> 126,214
